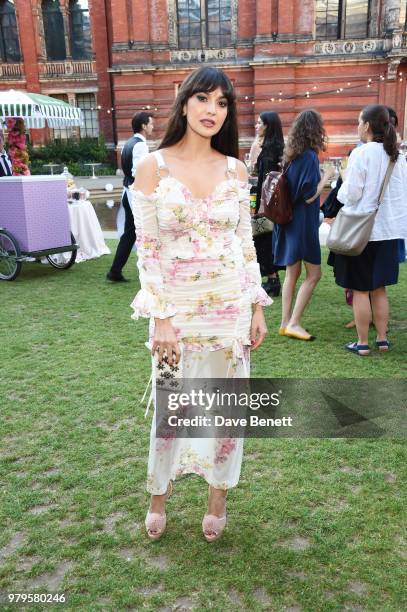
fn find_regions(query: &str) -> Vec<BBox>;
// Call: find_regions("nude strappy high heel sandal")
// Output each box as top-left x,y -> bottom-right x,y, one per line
145,480 -> 173,541
202,486 -> 227,542
202,513 -> 227,542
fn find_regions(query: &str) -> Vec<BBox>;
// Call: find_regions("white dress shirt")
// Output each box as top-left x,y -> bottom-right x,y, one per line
131,133 -> 149,177
337,142 -> 407,241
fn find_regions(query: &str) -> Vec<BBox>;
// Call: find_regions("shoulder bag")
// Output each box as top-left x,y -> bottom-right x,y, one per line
326,160 -> 395,256
260,163 -> 293,225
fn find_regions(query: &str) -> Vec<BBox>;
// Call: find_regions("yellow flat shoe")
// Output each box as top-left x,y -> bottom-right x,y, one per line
284,329 -> 316,341
278,327 -> 286,336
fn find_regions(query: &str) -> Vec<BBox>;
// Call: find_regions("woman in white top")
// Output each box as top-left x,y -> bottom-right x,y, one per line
334,104 -> 407,356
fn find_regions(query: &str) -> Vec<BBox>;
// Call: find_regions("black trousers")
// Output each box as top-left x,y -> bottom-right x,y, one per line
253,232 -> 284,277
109,189 -> 136,276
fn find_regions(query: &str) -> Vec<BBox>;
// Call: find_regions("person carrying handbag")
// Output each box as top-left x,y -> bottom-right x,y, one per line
333,105 -> 407,356
273,110 -> 335,341
250,111 -> 285,296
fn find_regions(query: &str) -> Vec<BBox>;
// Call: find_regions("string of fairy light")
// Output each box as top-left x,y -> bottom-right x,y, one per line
89,72 -> 406,113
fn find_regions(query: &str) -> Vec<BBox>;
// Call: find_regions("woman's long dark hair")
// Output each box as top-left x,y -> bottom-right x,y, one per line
362,105 -> 399,162
283,109 -> 327,163
386,106 -> 398,128
159,67 -> 239,158
259,111 -> 284,161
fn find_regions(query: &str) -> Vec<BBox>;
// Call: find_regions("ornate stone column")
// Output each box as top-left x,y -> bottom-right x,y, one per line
368,0 -> 380,38
60,0 -> 71,59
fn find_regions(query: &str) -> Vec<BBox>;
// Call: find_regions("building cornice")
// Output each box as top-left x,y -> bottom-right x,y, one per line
254,34 -> 313,43
249,56 -> 389,67
108,52 -> 400,75
41,86 -> 99,94
109,31 -> 407,74
108,62 -> 251,74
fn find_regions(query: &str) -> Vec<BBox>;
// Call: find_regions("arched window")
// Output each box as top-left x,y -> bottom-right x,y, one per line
42,0 -> 66,60
177,0 -> 232,49
316,0 -> 372,40
69,0 -> 92,60
0,0 -> 21,62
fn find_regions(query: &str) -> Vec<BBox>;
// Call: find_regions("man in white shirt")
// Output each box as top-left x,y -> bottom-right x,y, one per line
107,112 -> 154,282
0,130 -> 13,177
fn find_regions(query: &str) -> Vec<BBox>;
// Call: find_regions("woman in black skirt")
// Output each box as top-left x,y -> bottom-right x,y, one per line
335,104 -> 407,356
252,112 -> 285,296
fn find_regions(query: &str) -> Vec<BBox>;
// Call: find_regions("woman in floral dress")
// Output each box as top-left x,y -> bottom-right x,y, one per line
130,67 -> 272,541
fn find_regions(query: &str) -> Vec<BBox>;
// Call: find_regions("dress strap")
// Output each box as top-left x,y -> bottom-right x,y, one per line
226,156 -> 238,179
153,150 -> 170,178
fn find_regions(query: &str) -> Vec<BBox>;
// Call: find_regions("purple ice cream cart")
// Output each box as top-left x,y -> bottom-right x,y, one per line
0,175 -> 77,280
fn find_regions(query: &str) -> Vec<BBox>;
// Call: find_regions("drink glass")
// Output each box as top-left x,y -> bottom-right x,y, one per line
244,153 -> 253,173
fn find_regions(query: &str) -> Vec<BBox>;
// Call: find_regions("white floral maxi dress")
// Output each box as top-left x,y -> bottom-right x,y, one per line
130,151 -> 272,495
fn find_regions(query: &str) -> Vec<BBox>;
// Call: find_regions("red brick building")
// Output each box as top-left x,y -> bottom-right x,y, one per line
0,0 -> 114,144
1,0 -> 406,157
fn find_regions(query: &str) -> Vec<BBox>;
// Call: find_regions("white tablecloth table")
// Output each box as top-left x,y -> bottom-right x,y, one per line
68,200 -> 110,262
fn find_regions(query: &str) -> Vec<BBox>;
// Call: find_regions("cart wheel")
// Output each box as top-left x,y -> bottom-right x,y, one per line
0,229 -> 22,281
46,233 -> 77,269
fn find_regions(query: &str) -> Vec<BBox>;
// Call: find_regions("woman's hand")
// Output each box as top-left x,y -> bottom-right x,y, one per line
250,305 -> 268,351
307,165 -> 337,204
323,165 -> 336,182
152,318 -> 180,365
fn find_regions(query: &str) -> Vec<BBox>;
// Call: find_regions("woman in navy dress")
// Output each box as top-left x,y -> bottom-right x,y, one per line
273,110 -> 334,340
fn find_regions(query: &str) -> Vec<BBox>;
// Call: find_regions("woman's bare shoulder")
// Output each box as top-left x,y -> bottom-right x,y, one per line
133,153 -> 159,194
136,152 -> 158,174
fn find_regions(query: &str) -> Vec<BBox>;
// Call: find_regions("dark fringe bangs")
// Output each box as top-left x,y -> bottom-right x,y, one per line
180,68 -> 235,104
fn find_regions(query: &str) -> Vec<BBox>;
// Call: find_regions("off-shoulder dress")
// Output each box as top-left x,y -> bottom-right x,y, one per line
131,151 -> 272,494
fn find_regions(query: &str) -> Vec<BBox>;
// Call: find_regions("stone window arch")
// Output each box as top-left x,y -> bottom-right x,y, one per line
0,0 -> 21,62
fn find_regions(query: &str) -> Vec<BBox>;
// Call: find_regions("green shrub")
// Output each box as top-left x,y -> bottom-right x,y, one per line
28,136 -> 116,176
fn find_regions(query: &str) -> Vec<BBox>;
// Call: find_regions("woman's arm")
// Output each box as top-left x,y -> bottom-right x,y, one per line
130,154 -> 180,363
249,139 -> 261,172
255,152 -> 265,212
305,166 -> 336,204
235,160 -> 271,350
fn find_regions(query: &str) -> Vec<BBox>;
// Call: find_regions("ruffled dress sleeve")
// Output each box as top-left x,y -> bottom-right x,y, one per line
236,181 -> 273,307
130,189 -> 178,320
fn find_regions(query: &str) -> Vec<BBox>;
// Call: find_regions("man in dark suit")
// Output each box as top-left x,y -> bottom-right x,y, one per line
106,112 -> 154,282
0,130 -> 13,177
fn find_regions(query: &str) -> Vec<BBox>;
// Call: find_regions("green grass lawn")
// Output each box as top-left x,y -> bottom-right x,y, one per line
0,243 -> 406,612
